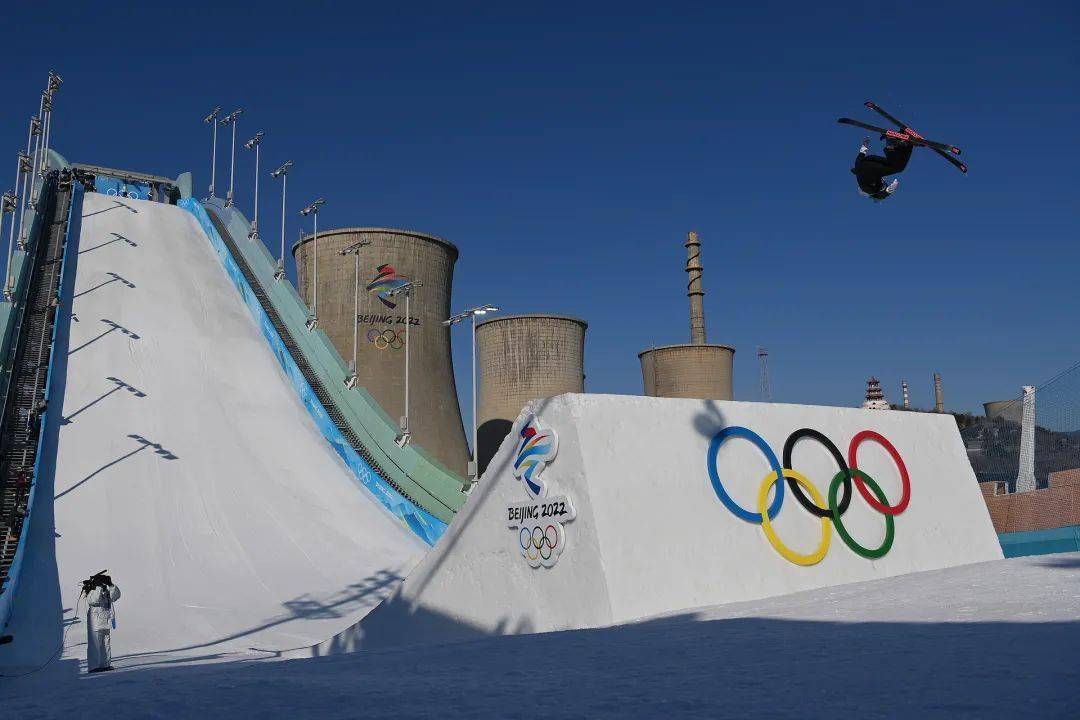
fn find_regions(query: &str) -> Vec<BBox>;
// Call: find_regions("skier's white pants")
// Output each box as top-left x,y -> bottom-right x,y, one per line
87,629 -> 111,671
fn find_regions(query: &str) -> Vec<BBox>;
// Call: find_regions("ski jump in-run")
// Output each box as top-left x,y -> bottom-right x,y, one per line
838,101 -> 967,202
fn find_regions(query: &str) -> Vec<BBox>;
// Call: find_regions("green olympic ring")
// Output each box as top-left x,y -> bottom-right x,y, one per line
829,469 -> 895,559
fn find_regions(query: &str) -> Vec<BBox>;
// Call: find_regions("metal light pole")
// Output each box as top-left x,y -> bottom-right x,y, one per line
204,106 -> 221,198
243,131 -> 264,239
269,160 -> 293,280
300,198 -> 325,330
14,151 -> 31,253
17,115 -> 38,249
221,108 -> 244,207
30,98 -> 44,198
443,304 -> 500,480
339,239 -> 372,388
389,280 -> 423,448
37,91 -> 52,178
1,189 -> 16,301
26,114 -> 42,209
40,71 -> 61,175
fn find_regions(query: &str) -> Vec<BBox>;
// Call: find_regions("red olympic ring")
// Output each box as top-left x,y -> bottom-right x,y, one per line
847,430 -> 910,515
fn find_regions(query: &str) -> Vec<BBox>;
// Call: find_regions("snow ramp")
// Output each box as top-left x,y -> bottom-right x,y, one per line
311,393 -> 1003,654
2,190 -> 427,670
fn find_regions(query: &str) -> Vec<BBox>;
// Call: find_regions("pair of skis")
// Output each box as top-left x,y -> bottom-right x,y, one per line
839,101 -> 967,174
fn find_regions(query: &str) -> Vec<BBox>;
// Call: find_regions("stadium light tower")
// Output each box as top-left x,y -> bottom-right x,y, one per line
269,160 -> 293,280
443,304 -> 500,481
39,72 -> 61,177
243,131 -> 265,239
204,106 -> 221,198
299,198 -> 326,330
388,280 -> 423,448
1,189 -> 17,301
220,108 -> 244,207
17,115 -> 37,249
339,239 -> 373,389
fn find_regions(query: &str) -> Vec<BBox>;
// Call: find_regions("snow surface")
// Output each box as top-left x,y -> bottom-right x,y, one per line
0,193 -> 426,674
2,553 -> 1077,718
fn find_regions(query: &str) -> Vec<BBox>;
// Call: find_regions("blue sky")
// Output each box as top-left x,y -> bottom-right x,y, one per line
1,1 -> 1077,415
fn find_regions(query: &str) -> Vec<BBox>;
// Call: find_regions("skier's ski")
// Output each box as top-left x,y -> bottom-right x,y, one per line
837,117 -> 968,174
862,101 -> 968,174
837,118 -> 960,155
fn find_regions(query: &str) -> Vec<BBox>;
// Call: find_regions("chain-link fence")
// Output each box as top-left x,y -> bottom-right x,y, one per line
962,360 -> 1080,492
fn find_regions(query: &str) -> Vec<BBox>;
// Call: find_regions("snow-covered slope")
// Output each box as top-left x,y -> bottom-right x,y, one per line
1,192 -> 426,671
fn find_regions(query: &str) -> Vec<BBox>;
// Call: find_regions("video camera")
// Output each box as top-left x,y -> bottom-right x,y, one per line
81,570 -> 112,596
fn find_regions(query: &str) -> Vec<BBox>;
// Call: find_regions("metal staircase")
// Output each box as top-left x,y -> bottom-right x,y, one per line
0,175 -> 71,586
204,212 -> 451,517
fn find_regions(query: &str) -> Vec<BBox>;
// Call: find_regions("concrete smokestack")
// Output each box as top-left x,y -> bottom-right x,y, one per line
686,231 -> 706,345
637,230 -> 735,401
901,380 -> 910,409
933,373 -> 944,413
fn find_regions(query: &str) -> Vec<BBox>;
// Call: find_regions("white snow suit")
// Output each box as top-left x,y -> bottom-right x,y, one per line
86,584 -> 121,672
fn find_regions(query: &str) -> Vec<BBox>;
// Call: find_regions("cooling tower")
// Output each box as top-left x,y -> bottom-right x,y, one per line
638,231 -> 735,400
293,227 -> 469,475
639,344 -> 735,399
475,314 -> 587,475
984,399 -> 1023,424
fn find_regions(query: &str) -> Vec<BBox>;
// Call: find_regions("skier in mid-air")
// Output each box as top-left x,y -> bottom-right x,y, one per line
851,135 -> 912,201
838,101 -> 967,202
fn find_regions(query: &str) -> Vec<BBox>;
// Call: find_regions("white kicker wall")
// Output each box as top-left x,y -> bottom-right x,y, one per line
315,392 -> 1002,653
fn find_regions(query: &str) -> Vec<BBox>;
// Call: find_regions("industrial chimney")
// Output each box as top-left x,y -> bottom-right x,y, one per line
638,231 -> 735,400
933,373 -> 944,413
901,380 -> 910,409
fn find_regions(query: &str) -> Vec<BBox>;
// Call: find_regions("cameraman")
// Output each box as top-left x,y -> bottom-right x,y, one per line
83,572 -> 121,673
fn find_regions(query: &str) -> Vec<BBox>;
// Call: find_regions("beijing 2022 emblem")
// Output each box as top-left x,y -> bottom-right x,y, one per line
505,413 -> 576,568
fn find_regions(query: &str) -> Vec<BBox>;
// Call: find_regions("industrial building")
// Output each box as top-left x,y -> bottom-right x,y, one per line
293,227 -> 469,475
638,231 -> 734,400
475,314 -> 587,475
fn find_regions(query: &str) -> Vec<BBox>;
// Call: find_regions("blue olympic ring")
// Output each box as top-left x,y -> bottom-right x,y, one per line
707,426 -> 784,523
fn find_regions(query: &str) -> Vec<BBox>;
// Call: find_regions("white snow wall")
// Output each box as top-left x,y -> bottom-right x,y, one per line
314,393 -> 1002,653
2,192 -> 426,668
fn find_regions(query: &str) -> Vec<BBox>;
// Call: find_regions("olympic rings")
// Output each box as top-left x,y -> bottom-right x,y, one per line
519,522 -> 561,564
848,430 -> 911,515
367,328 -> 405,350
706,426 -> 911,564
707,426 -> 784,523
830,469 -> 895,559
758,470 -> 831,566
782,428 -> 852,518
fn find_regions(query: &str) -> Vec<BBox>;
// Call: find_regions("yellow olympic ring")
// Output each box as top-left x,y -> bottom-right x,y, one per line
374,335 -> 389,349
758,469 -> 831,566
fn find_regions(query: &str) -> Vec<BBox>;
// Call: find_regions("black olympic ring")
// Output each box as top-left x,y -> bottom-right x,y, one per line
782,428 -> 852,518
